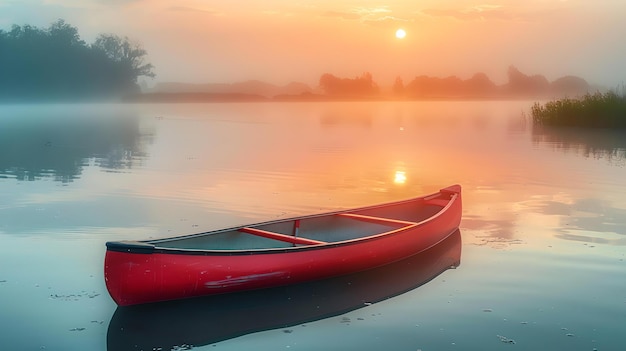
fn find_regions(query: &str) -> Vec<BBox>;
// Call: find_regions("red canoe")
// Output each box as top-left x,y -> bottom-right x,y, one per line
107,230 -> 462,349
104,184 -> 462,306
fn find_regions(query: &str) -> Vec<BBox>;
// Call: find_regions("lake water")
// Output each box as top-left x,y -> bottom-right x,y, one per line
0,101 -> 624,351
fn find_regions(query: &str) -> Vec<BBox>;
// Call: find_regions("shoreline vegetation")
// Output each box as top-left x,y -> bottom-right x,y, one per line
122,91 -> 558,103
1,19 -> 603,104
531,90 -> 626,128
134,67 -> 595,103
0,20 -> 154,101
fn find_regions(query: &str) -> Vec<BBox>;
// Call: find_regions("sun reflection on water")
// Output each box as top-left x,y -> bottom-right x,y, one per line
393,170 -> 407,185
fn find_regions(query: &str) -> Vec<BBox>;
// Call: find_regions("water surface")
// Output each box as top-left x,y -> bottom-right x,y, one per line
0,101 -> 624,350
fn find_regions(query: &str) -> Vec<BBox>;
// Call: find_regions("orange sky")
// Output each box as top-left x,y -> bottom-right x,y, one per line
2,0 -> 626,88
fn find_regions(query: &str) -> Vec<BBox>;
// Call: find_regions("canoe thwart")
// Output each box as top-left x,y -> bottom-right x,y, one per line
239,227 -> 326,246
337,213 -> 418,226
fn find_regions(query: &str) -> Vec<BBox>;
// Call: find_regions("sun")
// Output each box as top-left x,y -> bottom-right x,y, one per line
395,28 -> 406,39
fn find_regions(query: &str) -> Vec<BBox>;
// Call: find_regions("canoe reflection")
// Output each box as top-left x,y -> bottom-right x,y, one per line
107,230 -> 461,350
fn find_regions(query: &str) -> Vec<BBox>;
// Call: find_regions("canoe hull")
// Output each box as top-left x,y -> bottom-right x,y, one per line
107,230 -> 462,350
105,185 -> 462,306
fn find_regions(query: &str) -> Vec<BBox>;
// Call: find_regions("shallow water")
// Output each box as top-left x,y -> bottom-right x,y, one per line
0,101 -> 624,350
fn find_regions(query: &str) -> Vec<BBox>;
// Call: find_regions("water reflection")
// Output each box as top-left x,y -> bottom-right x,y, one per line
393,170 -> 407,184
461,215 -> 523,248
319,103 -> 373,128
507,113 -> 529,134
522,197 -> 626,246
0,105 -> 154,182
320,112 -> 372,128
107,230 -> 461,350
532,125 -> 626,164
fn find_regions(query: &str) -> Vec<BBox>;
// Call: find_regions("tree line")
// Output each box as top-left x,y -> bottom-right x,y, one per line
0,19 -> 590,102
0,19 -> 155,101
318,67 -> 591,99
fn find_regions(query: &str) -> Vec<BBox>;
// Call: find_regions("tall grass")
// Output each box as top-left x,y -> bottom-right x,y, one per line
531,90 -> 626,128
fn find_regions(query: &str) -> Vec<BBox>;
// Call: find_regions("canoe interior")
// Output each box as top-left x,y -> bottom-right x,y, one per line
149,196 -> 448,251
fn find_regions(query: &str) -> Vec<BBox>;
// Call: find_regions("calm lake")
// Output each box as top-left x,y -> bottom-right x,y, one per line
0,101 -> 624,351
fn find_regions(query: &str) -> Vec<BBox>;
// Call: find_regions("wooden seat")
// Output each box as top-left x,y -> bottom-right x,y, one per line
239,227 -> 326,245
337,213 -> 417,226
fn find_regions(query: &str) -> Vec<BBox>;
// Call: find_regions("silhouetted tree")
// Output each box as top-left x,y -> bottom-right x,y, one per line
319,73 -> 341,95
92,34 -> 155,79
400,68 -> 589,99
91,34 -> 156,95
319,72 -> 379,97
405,75 -> 463,97
506,66 -> 549,96
405,75 -> 432,97
48,19 -> 85,47
392,76 -> 404,96
0,19 -> 155,101
404,73 -> 500,98
466,72 -> 498,97
550,76 -> 590,97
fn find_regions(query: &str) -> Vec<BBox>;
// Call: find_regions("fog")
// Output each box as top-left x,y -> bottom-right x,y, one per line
2,0 -> 626,88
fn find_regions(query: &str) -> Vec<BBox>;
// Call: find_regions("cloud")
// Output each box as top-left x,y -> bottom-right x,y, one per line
321,6 -> 410,26
356,6 -> 411,27
168,6 -> 221,15
362,15 -> 412,27
419,4 -> 525,22
352,6 -> 392,16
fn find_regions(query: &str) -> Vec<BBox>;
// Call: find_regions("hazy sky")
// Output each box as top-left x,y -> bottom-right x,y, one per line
2,0 -> 625,88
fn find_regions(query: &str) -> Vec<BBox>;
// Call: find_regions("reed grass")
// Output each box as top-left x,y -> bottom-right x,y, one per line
531,90 -> 626,128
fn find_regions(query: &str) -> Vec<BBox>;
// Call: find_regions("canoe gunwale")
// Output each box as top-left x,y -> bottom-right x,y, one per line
105,188 -> 460,256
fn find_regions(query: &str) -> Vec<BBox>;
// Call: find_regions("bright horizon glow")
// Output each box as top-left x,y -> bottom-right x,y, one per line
395,28 -> 406,39
0,1 -> 625,88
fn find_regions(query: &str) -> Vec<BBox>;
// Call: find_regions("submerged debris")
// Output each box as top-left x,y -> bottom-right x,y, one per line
475,235 -> 524,249
49,291 -> 100,301
69,328 -> 85,332
497,335 -> 516,344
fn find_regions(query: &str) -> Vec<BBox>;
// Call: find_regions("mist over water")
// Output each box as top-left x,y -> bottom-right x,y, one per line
0,101 -> 624,350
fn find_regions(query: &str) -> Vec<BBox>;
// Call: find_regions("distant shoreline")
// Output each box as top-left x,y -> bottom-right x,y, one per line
122,92 -> 559,103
